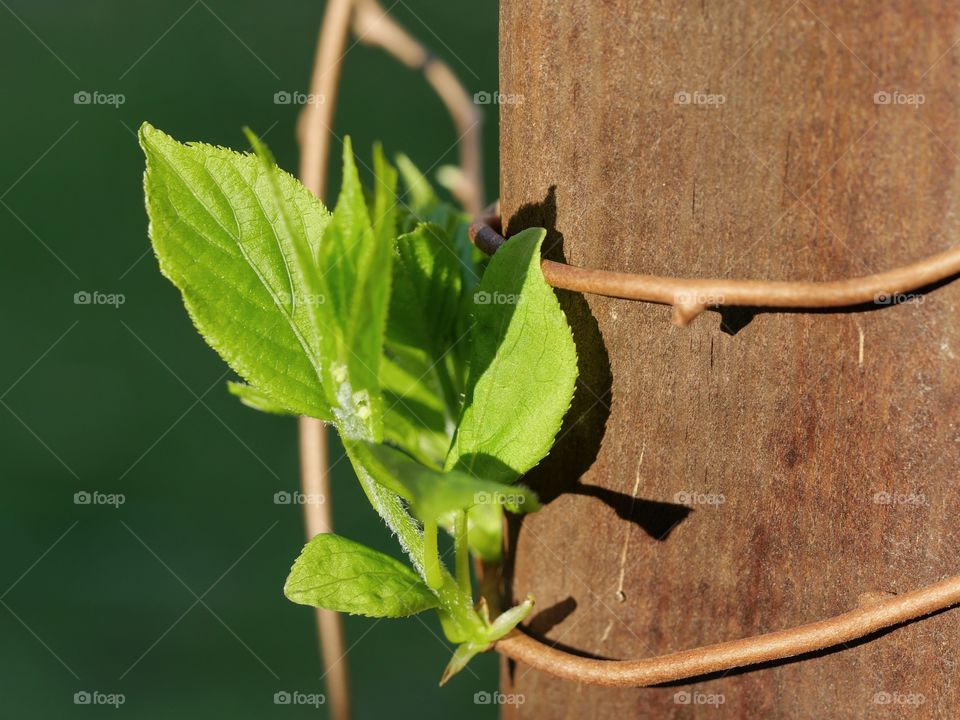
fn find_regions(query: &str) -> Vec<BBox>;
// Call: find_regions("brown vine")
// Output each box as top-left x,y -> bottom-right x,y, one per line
470,203 -> 960,326
296,1 -> 354,719
493,576 -> 960,687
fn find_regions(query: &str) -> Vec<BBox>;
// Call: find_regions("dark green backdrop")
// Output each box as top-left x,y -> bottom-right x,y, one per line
0,1 -> 501,717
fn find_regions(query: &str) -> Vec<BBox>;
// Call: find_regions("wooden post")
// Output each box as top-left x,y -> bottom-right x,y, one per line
499,1 -> 960,717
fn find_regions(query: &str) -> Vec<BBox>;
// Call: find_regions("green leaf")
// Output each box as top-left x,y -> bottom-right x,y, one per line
284,533 -> 438,618
395,154 -> 481,287
141,125 -> 445,631
226,381 -> 293,415
440,641 -> 488,686
351,441 -> 540,521
396,153 -> 439,215
314,138 -> 393,441
388,223 -> 462,362
381,222 -> 465,465
446,228 -> 578,483
140,122 -> 332,420
380,354 -> 452,467
486,595 -> 535,640
370,143 -> 398,249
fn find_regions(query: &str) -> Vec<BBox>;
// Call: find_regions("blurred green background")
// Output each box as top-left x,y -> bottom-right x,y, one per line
0,1 -> 500,717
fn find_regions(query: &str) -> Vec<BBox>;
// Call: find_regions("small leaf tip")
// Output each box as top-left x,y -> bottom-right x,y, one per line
243,127 -> 276,166
138,121 -> 159,150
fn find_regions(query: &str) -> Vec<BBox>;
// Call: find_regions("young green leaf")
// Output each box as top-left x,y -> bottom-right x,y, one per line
396,153 -> 439,215
395,154 -> 482,287
314,138 -> 393,441
371,143 -> 398,250
440,641 -> 489,686
380,354 -> 452,467
226,381 -> 293,415
284,533 -> 438,618
381,222 -> 465,465
140,123 -> 333,420
446,228 -> 578,483
387,223 -> 462,369
351,441 -> 540,521
486,595 -> 535,640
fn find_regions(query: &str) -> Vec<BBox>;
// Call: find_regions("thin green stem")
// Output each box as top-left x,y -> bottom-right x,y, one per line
454,510 -> 471,596
422,519 -> 443,590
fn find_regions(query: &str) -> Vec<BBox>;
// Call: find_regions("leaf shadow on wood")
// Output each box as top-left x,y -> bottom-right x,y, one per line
526,596 -> 578,636
572,487 -> 692,541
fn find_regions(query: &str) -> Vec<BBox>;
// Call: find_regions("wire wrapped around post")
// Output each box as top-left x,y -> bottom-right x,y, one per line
470,203 -> 960,326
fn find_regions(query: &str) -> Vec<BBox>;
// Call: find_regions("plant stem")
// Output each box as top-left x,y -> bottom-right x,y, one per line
454,510 -> 471,597
298,0 -> 353,199
422,519 -> 443,590
297,2 -> 355,720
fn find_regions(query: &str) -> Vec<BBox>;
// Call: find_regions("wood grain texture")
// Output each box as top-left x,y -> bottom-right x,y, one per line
498,1 -> 960,717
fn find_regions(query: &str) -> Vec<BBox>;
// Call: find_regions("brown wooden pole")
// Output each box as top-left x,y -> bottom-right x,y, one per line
499,1 -> 960,717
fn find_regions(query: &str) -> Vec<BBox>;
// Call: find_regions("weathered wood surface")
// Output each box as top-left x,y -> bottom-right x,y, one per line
499,1 -> 960,717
